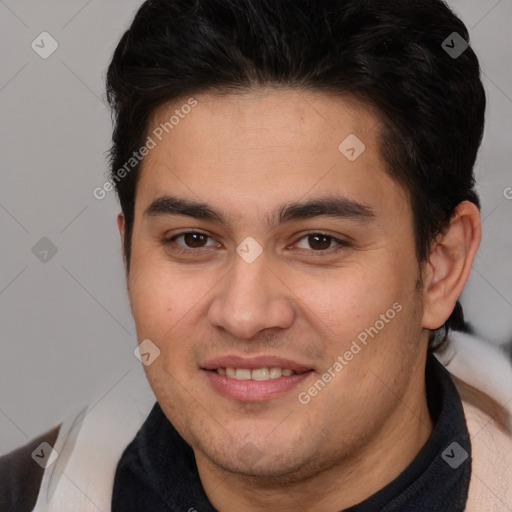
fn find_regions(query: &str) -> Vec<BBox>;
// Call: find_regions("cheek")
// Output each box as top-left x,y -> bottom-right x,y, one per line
127,247 -> 187,342
129,268 -> 168,333
299,266 -> 404,329
127,249 -> 217,352
128,261 -> 203,392
294,257 -> 420,363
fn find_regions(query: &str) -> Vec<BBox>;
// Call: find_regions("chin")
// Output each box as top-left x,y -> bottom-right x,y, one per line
203,444 -> 311,480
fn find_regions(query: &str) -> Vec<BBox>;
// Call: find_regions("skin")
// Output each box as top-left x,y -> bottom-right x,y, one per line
117,88 -> 481,511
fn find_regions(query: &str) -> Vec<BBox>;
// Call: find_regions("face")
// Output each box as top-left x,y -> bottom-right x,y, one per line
122,89 -> 430,481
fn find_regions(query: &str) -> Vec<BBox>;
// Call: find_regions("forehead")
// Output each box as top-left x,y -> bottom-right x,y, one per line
148,88 -> 378,154
136,88 -> 409,226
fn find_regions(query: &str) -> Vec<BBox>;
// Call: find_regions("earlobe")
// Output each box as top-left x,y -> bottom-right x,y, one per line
421,201 -> 481,330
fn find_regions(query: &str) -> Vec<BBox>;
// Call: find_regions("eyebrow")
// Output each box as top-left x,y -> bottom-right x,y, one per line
143,194 -> 375,226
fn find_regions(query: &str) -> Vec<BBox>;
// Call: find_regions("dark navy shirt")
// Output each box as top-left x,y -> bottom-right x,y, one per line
112,353 -> 471,511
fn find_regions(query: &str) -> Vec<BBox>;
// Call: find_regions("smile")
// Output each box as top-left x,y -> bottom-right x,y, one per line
214,367 -> 298,380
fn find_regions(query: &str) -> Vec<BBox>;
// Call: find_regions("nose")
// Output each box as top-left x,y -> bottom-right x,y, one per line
207,253 -> 295,340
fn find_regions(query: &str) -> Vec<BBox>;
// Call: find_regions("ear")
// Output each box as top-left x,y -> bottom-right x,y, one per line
421,201 -> 481,330
117,213 -> 129,279
117,213 -> 134,316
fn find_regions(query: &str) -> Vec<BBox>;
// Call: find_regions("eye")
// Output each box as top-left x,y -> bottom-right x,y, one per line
294,233 -> 347,252
165,231 -> 219,250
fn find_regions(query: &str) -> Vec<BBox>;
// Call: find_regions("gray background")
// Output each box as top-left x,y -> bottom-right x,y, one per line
1,0 -> 511,456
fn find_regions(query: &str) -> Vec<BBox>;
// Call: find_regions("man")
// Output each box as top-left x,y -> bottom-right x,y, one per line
1,0 -> 511,510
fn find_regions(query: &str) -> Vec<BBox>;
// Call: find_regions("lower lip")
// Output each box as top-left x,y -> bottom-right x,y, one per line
203,370 -> 313,401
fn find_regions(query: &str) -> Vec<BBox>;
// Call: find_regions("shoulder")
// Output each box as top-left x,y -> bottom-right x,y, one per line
0,425 -> 60,512
460,395 -> 512,511
438,330 -> 512,511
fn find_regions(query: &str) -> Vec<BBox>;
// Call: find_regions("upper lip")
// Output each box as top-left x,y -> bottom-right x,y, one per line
201,355 -> 313,373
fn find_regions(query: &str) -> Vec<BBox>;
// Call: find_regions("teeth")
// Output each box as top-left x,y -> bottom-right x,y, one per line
269,367 -> 282,379
251,368 -> 270,381
216,367 -> 297,380
235,368 -> 252,380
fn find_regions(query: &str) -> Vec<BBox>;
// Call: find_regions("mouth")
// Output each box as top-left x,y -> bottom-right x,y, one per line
201,356 -> 315,401
213,366 -> 302,380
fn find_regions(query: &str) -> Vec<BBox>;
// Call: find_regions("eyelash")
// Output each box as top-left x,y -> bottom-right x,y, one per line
162,231 -> 350,256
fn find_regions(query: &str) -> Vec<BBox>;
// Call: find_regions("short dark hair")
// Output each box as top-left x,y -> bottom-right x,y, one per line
106,0 -> 485,351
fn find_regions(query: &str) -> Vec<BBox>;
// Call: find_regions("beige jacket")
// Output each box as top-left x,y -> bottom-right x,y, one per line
439,331 -> 512,511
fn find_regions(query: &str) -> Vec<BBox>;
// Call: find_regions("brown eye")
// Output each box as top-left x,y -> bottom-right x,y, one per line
294,233 -> 349,254
165,232 -> 217,251
307,234 -> 333,250
183,232 -> 209,248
